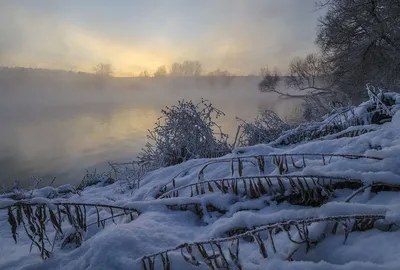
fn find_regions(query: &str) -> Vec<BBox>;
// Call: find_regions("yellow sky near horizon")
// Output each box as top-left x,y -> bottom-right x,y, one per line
4,24 -> 253,77
0,1 -> 323,77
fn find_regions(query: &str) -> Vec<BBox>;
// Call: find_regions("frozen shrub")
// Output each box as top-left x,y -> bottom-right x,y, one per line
365,84 -> 396,124
108,161 -> 147,192
236,110 -> 291,146
273,84 -> 399,146
138,99 -> 230,168
77,169 -> 114,190
302,91 -> 352,122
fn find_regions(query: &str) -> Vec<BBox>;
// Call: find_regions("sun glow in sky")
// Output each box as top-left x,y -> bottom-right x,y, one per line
0,0 -> 323,76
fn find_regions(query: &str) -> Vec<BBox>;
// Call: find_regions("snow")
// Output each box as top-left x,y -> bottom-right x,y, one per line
29,197 -> 56,209
0,198 -> 18,208
1,91 -> 400,269
31,186 -> 58,199
56,184 -> 77,194
385,210 -> 400,223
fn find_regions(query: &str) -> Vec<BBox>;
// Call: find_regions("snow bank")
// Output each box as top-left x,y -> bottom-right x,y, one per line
1,91 -> 400,269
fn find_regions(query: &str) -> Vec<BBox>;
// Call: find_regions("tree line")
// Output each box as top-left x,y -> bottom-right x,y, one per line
93,61 -> 237,78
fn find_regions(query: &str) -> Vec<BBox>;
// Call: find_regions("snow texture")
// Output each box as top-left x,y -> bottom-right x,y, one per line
1,91 -> 400,270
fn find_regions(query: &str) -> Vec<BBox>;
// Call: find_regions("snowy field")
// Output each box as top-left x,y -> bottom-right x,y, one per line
1,90 -> 400,269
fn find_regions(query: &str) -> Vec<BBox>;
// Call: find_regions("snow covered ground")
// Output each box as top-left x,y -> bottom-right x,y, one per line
1,91 -> 400,269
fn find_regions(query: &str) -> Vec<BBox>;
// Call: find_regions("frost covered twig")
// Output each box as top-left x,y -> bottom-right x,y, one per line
3,201 -> 140,259
158,175 -> 364,207
366,84 -> 394,117
156,153 -> 382,198
141,214 -> 388,269
196,153 -> 382,178
344,185 -> 372,203
77,169 -> 114,191
109,161 -> 148,191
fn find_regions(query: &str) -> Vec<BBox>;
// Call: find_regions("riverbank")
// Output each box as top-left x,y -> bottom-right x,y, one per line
1,90 -> 400,269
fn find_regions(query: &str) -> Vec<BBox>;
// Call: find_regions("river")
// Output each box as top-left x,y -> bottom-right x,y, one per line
0,72 -> 302,188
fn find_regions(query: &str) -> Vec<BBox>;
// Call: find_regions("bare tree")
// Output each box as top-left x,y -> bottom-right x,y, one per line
169,63 -> 182,76
316,0 -> 400,93
259,57 -> 350,121
154,65 -> 168,77
258,66 -> 299,97
182,60 -> 202,76
285,54 -> 333,94
93,63 -> 114,77
259,0 -> 400,121
169,61 -> 202,76
138,70 -> 150,78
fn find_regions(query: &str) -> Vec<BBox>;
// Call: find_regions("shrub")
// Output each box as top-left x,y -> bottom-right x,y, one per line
236,110 -> 291,146
302,91 -> 352,122
273,85 -> 399,146
138,99 -> 230,169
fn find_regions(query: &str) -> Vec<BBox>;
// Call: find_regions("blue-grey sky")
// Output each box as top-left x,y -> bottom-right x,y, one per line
0,0 -> 323,76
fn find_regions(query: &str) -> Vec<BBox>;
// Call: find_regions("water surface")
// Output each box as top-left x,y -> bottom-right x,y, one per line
0,74 -> 302,188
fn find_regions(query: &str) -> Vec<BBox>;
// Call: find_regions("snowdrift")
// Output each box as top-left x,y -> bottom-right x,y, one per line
1,89 -> 400,270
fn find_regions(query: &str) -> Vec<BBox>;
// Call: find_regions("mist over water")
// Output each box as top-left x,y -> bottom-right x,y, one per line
0,71 -> 302,188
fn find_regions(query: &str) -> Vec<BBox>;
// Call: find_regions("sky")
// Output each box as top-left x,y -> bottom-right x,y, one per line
0,0 -> 324,77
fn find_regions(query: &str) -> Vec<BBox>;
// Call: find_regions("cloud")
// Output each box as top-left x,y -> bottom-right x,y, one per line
0,0 -> 323,75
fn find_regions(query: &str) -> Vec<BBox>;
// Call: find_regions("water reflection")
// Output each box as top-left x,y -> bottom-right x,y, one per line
0,104 -> 158,187
0,76 -> 302,188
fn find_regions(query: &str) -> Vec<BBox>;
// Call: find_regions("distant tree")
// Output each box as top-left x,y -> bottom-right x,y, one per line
259,67 -> 269,78
93,63 -> 114,77
153,65 -> 168,77
182,60 -> 202,76
207,69 -> 232,77
316,0 -> 400,93
169,61 -> 202,76
139,70 -> 150,78
169,63 -> 182,76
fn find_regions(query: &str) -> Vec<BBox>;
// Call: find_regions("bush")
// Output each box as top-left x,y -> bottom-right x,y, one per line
236,110 -> 291,146
302,91 -> 352,122
273,85 -> 399,146
138,99 -> 230,168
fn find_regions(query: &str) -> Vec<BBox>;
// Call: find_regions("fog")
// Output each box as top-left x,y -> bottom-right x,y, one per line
0,69 -> 302,188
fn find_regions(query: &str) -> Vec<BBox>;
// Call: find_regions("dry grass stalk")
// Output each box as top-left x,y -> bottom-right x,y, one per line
3,202 -> 140,259
324,127 -> 376,140
159,175 -> 400,206
141,214 -> 389,269
157,153 -> 382,198
158,175 -> 364,205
